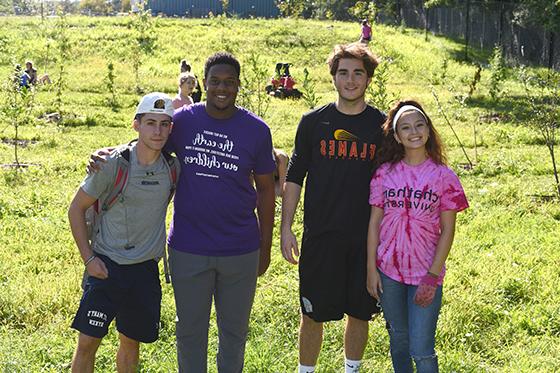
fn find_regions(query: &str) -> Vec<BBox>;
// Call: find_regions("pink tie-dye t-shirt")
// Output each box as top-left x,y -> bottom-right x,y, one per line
369,158 -> 468,285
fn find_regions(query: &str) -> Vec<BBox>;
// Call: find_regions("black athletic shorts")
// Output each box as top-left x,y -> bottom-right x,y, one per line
299,232 -> 381,322
71,254 -> 162,343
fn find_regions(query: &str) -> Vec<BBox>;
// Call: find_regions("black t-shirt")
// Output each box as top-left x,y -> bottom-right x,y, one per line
286,103 -> 385,239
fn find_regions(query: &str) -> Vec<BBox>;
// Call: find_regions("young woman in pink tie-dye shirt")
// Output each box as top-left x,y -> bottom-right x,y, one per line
366,99 -> 468,373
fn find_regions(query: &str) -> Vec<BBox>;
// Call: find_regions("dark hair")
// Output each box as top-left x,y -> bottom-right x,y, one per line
204,52 -> 241,79
180,59 -> 191,73
327,42 -> 379,78
376,99 -> 447,166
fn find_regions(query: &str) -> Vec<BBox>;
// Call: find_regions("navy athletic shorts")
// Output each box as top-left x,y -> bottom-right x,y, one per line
299,232 -> 381,322
71,254 -> 162,343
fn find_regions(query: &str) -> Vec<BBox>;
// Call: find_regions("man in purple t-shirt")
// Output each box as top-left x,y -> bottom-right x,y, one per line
166,52 -> 275,373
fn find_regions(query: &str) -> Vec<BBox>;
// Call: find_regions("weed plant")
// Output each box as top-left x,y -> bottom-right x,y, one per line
301,68 -> 319,109
129,6 -> 156,94
0,66 -> 35,168
518,66 -> 560,199
238,52 -> 271,119
366,58 -> 397,113
53,9 -> 70,115
489,45 -> 506,100
104,61 -> 118,110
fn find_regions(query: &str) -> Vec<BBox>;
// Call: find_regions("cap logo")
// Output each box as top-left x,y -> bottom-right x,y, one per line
153,99 -> 165,109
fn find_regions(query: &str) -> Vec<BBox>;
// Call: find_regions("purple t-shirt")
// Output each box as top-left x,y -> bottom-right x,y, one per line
166,103 -> 275,256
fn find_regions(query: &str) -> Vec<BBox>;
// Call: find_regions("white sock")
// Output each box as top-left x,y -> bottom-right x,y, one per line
345,358 -> 362,373
298,364 -> 315,373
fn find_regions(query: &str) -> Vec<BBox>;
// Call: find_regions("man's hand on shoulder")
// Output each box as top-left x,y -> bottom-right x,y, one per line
87,147 -> 115,174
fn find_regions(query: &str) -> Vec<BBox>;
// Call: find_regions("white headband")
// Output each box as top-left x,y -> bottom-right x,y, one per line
392,105 -> 427,132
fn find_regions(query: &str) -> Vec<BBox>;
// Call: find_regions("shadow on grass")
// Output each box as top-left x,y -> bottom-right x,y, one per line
447,44 -> 493,66
466,94 -> 557,123
422,30 -> 493,65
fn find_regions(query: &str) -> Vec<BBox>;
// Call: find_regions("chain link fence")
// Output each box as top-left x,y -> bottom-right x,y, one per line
378,0 -> 559,70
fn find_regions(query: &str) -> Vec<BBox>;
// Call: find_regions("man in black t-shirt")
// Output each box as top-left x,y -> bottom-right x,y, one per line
281,43 -> 385,373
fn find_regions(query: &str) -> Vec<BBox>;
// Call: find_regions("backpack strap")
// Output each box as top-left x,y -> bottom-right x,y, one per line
161,150 -> 180,284
162,150 -> 179,203
100,145 -> 132,212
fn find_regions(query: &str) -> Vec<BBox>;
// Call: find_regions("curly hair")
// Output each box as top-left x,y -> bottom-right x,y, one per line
204,52 -> 241,79
376,99 -> 446,166
327,42 -> 379,78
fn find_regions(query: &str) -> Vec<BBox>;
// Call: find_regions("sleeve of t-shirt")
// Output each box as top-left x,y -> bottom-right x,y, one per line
285,114 -> 312,186
369,165 -> 385,208
254,126 -> 276,175
165,108 -> 186,155
440,168 -> 469,212
80,157 -> 117,199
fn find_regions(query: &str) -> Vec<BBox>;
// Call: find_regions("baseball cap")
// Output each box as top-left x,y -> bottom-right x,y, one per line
135,92 -> 174,118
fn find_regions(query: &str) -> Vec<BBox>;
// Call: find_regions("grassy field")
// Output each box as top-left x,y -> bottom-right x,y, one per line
1,15 -> 560,372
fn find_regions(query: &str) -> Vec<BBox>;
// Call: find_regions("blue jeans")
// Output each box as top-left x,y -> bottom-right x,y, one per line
380,271 -> 442,373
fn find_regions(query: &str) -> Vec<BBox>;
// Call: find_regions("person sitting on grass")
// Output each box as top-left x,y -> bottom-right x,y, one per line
25,60 -> 51,85
14,64 -> 31,89
68,92 -> 177,373
172,72 -> 196,109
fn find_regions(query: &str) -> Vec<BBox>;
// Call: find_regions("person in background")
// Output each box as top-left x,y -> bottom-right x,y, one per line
360,19 -> 372,44
273,148 -> 289,198
179,59 -> 202,103
367,99 -> 469,373
25,60 -> 51,85
172,72 -> 196,109
15,64 -> 31,89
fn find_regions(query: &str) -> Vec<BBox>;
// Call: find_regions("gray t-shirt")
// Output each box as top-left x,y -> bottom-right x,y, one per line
81,145 -> 173,265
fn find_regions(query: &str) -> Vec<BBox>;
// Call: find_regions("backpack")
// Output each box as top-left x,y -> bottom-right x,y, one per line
85,140 -> 180,284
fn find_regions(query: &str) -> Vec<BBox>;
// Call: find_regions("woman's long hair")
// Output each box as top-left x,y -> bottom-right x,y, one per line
376,99 -> 446,166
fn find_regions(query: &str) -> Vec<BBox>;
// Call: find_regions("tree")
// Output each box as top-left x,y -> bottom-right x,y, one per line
79,0 -> 111,15
519,67 -> 560,199
0,0 -> 14,14
1,65 -> 35,169
522,0 -> 560,33
12,0 -> 36,14
275,0 -> 305,18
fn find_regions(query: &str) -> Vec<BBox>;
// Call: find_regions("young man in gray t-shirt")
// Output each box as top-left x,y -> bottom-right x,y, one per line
67,92 -> 177,372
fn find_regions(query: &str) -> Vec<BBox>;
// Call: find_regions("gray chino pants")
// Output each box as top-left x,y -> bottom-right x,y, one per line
169,248 -> 259,373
